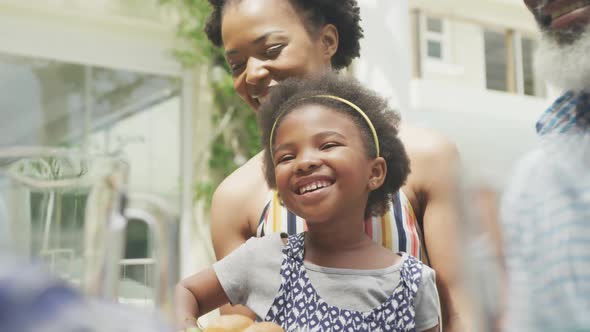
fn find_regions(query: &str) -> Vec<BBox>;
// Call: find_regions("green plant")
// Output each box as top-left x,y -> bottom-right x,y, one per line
160,0 -> 261,207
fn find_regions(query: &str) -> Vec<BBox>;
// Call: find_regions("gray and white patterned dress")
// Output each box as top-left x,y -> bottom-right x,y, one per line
264,233 -> 424,332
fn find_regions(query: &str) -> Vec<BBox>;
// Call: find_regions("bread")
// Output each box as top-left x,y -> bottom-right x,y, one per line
243,322 -> 285,332
204,315 -> 254,332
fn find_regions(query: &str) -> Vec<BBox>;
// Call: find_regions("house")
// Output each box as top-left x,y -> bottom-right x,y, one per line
355,0 -> 552,190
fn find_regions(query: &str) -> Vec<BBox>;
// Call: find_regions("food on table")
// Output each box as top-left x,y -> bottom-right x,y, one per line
204,315 -> 254,332
243,322 -> 285,332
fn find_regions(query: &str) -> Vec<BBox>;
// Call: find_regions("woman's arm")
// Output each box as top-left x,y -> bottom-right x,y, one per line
400,126 -> 468,332
419,141 -> 469,332
210,178 -> 256,262
174,268 -> 230,329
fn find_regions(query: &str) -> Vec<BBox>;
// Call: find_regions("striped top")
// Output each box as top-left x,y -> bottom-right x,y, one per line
501,91 -> 590,331
257,189 -> 422,259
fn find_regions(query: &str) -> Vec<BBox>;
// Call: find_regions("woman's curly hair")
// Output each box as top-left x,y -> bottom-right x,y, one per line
204,0 -> 363,70
258,73 -> 411,218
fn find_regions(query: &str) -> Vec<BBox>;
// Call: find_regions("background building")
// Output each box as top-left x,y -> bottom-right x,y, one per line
0,0 -> 215,305
355,0 -> 551,190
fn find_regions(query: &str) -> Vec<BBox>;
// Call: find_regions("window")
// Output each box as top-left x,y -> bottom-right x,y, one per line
421,16 -> 448,61
0,52 -> 181,299
484,29 -> 545,97
484,30 -> 508,92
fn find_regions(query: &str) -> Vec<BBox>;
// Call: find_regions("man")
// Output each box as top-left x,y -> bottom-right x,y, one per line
501,1 -> 590,331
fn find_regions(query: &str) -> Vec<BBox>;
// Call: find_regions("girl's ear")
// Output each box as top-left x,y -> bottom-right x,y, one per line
318,24 -> 339,59
368,157 -> 387,191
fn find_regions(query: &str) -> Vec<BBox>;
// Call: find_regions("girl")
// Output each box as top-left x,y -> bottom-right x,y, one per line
175,74 -> 440,332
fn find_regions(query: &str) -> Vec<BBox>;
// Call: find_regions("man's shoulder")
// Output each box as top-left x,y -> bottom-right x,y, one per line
501,148 -> 547,224
505,148 -> 547,195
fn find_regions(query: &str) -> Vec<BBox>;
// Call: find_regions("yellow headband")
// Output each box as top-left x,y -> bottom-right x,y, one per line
269,94 -> 380,160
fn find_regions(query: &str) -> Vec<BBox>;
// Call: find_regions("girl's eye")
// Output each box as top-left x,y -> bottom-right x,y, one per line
320,142 -> 339,150
276,154 -> 294,164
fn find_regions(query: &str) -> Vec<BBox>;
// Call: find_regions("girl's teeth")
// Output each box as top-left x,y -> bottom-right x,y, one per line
299,181 -> 329,194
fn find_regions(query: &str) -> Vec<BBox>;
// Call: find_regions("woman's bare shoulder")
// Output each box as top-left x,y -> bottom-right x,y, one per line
213,152 -> 268,204
210,152 -> 270,258
398,123 -> 460,196
398,124 -> 459,162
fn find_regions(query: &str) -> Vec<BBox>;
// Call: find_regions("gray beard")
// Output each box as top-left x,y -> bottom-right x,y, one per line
536,26 -> 590,92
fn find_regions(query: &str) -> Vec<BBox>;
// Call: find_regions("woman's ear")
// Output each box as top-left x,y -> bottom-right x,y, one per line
319,24 -> 339,59
368,157 -> 387,191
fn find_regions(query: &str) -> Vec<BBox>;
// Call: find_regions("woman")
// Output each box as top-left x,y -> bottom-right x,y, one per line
203,0 -> 465,330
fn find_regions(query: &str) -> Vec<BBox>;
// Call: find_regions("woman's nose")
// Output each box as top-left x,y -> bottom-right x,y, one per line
245,57 -> 270,86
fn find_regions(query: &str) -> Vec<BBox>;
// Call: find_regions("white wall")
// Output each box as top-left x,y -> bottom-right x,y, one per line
411,0 -> 538,34
452,22 -> 487,88
421,20 -> 486,90
408,79 -> 552,190
356,0 -> 412,115
88,97 -> 182,206
0,1 -> 180,76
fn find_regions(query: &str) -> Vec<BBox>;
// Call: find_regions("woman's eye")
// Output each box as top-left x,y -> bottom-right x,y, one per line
230,63 -> 245,75
266,45 -> 284,57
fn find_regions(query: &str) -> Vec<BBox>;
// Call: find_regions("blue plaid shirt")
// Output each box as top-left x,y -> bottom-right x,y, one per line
501,91 -> 590,332
536,91 -> 590,135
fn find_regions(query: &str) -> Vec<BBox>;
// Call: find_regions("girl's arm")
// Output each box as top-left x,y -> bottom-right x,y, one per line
210,156 -> 267,319
174,267 -> 230,329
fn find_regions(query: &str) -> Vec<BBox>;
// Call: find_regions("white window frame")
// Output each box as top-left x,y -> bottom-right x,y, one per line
420,15 -> 451,63
513,32 -> 525,95
515,33 -> 545,97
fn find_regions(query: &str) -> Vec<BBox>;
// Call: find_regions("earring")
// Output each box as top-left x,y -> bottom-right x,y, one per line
278,193 -> 284,206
